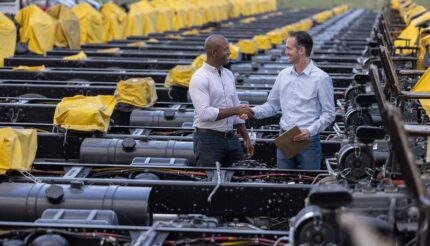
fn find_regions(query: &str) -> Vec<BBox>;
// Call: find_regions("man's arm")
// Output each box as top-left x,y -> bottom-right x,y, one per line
189,74 -> 254,122
306,75 -> 336,136
235,123 -> 254,159
252,73 -> 282,119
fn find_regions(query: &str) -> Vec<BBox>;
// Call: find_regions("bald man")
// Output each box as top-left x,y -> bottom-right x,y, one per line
189,35 -> 254,167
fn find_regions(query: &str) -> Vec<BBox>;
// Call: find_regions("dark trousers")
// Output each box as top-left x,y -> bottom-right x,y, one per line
193,131 -> 244,167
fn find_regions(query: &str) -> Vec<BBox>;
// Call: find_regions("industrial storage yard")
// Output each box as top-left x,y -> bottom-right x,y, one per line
0,0 -> 430,245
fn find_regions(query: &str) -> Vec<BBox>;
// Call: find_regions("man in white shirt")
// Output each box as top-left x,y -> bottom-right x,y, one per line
189,34 -> 254,167
251,31 -> 335,170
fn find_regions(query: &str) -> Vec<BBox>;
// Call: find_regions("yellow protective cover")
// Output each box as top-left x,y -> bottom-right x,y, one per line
100,2 -> 127,42
127,41 -> 146,47
72,3 -> 103,44
240,17 -> 256,24
266,30 -> 283,45
313,11 -> 333,24
15,5 -> 55,55
96,47 -> 120,54
182,29 -> 199,36
0,13 -> 16,62
396,12 -> 430,55
391,0 -> 400,10
164,65 -> 195,88
133,1 -> 157,36
62,51 -> 87,60
53,95 -> 116,132
253,35 -> 272,50
404,5 -> 426,24
124,2 -> 145,37
47,4 -> 81,49
147,38 -> 159,43
12,65 -> 46,71
333,5 -> 349,15
0,128 -> 37,175
229,43 -> 239,60
150,0 -> 174,33
417,33 -> 430,69
115,78 -> 158,108
238,39 -> 258,55
192,54 -> 207,69
412,67 -> 430,116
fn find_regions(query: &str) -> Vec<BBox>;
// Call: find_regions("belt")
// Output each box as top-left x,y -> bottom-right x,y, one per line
195,128 -> 236,138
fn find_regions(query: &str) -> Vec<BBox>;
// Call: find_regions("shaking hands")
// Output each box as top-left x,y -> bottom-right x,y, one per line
237,104 -> 254,120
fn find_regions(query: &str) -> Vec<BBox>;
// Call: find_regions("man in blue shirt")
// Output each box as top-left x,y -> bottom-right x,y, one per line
251,31 -> 335,170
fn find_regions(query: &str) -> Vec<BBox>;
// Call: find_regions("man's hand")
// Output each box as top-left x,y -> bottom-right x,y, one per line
244,140 -> 254,159
238,104 -> 254,120
293,129 -> 310,142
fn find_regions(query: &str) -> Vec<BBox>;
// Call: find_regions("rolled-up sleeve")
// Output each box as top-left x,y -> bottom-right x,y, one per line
189,74 -> 219,122
307,75 -> 336,136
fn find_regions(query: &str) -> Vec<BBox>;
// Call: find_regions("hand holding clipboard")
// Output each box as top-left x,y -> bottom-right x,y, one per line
273,126 -> 310,158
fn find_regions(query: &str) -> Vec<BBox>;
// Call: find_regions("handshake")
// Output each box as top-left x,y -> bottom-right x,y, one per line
237,104 -> 254,120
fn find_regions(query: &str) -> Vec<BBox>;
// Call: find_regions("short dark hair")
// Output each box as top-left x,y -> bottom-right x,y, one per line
288,31 -> 313,57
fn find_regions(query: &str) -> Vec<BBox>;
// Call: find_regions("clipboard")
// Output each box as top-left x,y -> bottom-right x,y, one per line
273,126 -> 310,158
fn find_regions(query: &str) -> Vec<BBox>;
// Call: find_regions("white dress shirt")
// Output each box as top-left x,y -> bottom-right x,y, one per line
252,61 -> 335,136
189,62 -> 244,131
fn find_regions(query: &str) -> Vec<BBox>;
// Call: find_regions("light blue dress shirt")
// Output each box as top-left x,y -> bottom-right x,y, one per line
189,62 -> 244,132
252,60 -> 335,136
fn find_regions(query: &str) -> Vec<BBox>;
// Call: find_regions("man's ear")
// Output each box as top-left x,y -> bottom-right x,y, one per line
299,46 -> 305,55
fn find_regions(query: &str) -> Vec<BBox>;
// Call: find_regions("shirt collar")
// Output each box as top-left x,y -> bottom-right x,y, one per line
289,60 -> 314,76
203,62 -> 223,74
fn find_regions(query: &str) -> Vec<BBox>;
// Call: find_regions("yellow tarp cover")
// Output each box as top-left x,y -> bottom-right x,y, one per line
15,5 -> 55,55
333,5 -> 349,15
182,29 -> 199,36
96,47 -> 120,54
0,58 -> 3,67
47,4 -> 81,49
150,0 -> 174,33
391,0 -> 400,10
417,34 -> 430,69
313,11 -> 333,24
124,3 -> 144,37
164,65 -> 195,88
0,128 -> 37,175
200,27 -> 214,33
238,39 -> 258,55
53,95 -> 116,132
100,2 -> 127,42
147,38 -> 159,43
192,54 -> 206,69
266,30 -> 283,45
396,12 -> 430,55
126,41 -> 146,47
253,35 -> 272,50
412,67 -> 430,116
133,1 -> 157,36
166,0 -> 203,28
165,34 -> 182,40
0,13 -> 17,63
229,43 -> 239,60
115,77 -> 158,108
72,3 -> 103,44
62,51 -> 87,60
404,5 -> 426,24
12,65 -> 46,71
240,17 -> 256,24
